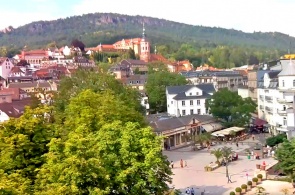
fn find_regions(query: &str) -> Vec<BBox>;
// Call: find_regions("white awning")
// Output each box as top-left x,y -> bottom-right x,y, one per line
213,126 -> 245,135
201,122 -> 223,133
201,124 -> 214,132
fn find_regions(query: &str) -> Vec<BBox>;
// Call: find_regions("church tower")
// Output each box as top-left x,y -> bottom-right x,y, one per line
140,23 -> 150,62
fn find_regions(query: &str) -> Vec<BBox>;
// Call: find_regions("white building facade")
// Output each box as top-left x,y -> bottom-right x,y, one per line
258,60 -> 295,139
166,84 -> 215,117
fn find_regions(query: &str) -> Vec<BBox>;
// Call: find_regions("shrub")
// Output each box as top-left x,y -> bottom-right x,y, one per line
266,134 -> 287,147
252,177 -> 258,182
247,181 -> 252,185
241,184 -> 247,189
257,174 -> 263,179
229,192 -> 235,195
235,187 -> 242,192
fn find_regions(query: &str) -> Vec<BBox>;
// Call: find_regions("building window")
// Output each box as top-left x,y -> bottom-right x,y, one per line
197,109 -> 201,114
189,93 -> 192,95
196,92 -> 199,95
182,101 -> 185,106
283,105 -> 286,111
293,80 -> 295,87
283,117 -> 287,126
182,110 -> 186,116
2,97 -> 5,100
282,80 -> 285,87
171,101 -> 173,104
197,100 -> 200,105
136,80 -> 139,84
190,100 -> 193,105
190,109 -> 194,115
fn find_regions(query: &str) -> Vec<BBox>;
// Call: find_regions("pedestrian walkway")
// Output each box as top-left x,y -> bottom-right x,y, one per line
164,136 -> 278,195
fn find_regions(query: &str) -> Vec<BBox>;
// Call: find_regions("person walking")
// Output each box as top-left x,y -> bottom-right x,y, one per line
227,174 -> 233,183
185,160 -> 187,167
180,159 -> 184,168
190,187 -> 195,195
252,134 -> 255,141
170,161 -> 174,169
236,142 -> 239,148
185,187 -> 190,194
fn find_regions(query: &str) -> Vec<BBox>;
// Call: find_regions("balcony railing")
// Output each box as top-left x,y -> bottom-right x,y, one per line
277,109 -> 287,116
265,96 -> 273,102
265,106 -> 273,113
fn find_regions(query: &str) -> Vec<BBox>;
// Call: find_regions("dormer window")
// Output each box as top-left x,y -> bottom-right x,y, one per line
189,93 -> 192,95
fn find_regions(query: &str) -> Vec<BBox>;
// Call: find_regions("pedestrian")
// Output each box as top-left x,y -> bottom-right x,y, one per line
185,187 -> 190,194
170,161 -> 174,169
191,187 -> 195,195
180,159 -> 184,168
251,150 -> 254,159
227,175 -> 233,183
185,160 -> 187,167
236,142 -> 239,148
252,134 -> 255,141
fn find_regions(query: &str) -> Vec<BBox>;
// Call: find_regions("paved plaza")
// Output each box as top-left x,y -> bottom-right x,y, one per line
164,138 -> 283,195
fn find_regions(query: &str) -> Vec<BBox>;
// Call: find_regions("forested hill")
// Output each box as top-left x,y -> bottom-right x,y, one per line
1,12 -> 294,51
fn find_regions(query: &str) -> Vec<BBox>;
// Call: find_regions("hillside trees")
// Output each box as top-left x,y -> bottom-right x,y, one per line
145,69 -> 188,113
35,90 -> 172,194
205,88 -> 256,127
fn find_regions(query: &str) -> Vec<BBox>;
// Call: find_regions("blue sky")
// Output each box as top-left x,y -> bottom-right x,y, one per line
1,0 -> 295,37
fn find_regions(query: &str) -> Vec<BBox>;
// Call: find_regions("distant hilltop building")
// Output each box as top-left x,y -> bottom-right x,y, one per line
86,24 -> 151,62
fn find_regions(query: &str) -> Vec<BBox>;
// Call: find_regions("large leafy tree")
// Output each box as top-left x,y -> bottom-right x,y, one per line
275,139 -> 295,182
145,70 -> 188,113
0,106 -> 54,194
35,90 -> 172,194
54,69 -> 143,122
206,88 -> 256,127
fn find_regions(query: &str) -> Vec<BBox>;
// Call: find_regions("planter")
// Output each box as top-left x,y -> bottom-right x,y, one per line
204,166 -> 208,172
247,185 -> 252,190
256,164 -> 261,169
258,178 -> 262,182
292,182 -> 295,188
252,182 -> 257,186
241,188 -> 246,193
235,192 -> 240,195
207,167 -> 212,172
247,155 -> 251,159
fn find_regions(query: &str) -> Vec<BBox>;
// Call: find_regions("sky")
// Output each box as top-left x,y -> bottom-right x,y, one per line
1,0 -> 295,36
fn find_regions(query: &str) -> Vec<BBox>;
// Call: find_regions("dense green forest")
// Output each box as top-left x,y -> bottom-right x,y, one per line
0,12 -> 294,68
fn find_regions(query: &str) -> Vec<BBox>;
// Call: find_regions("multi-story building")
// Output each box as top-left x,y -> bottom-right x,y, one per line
258,60 -> 295,139
0,57 -> 15,79
166,83 -> 215,117
179,70 -> 243,91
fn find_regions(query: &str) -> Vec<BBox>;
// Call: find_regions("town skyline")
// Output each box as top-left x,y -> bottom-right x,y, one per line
1,0 -> 295,37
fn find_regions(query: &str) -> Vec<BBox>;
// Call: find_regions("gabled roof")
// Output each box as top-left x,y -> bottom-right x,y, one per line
166,85 -> 194,94
278,60 -> 295,76
0,99 -> 32,118
173,92 -> 211,100
166,83 -> 215,95
148,114 -> 215,132
120,59 -> 147,66
267,71 -> 280,79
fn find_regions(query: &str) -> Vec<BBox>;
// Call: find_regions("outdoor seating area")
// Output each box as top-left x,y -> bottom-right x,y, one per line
211,126 -> 249,142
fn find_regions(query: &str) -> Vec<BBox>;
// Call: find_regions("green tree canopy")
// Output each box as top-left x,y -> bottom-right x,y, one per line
35,90 -> 172,194
275,139 -> 295,182
145,70 -> 188,113
54,69 -> 143,122
206,88 -> 257,127
0,106 -> 54,194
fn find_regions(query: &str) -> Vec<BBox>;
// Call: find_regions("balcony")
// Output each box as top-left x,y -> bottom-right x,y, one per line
277,109 -> 287,116
265,96 -> 273,103
265,106 -> 273,113
259,105 -> 264,110
277,126 -> 288,132
259,95 -> 264,101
